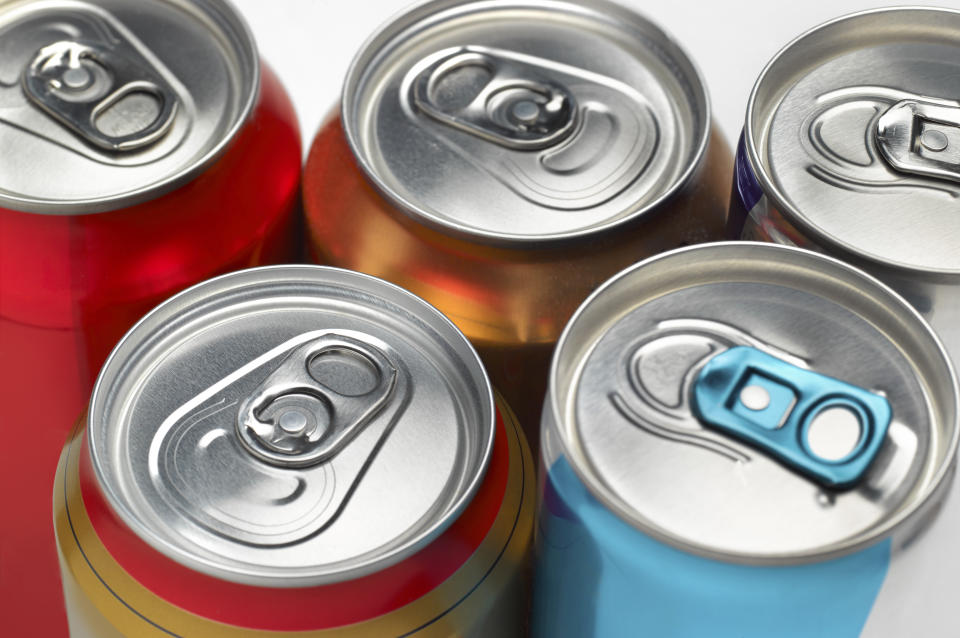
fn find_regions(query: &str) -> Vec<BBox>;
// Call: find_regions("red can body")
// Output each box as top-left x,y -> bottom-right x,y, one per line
0,63 -> 301,637
54,398 -> 533,637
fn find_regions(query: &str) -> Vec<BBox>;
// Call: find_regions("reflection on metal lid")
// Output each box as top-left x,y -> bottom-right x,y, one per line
550,243 -> 958,563
87,266 -> 495,586
748,7 -> 960,272
343,0 -> 709,243
0,0 -> 258,214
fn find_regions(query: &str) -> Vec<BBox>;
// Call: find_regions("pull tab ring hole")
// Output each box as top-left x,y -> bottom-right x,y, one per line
920,129 -> 949,152
94,87 -> 164,139
308,348 -> 380,396
805,405 -> 864,462
427,57 -> 493,113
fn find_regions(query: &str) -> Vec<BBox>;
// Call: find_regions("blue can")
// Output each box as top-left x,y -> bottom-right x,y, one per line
532,242 -> 958,637
730,11 -> 960,635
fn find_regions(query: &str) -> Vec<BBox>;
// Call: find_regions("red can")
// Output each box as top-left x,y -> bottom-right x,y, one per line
0,1 -> 301,635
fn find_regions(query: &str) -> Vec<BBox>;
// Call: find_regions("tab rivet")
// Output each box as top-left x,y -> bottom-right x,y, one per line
238,333 -> 399,468
511,99 -> 540,124
876,98 -> 960,182
740,385 -> 771,411
278,410 -> 309,434
920,129 -> 949,152
61,66 -> 92,91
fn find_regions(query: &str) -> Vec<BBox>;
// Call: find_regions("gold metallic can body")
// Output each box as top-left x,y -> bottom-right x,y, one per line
303,116 -> 731,441
54,393 -> 534,637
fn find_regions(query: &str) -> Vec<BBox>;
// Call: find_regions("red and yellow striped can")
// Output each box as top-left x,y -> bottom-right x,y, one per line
53,266 -> 535,637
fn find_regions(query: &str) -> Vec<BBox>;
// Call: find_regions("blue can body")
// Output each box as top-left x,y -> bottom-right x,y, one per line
532,457 -> 891,638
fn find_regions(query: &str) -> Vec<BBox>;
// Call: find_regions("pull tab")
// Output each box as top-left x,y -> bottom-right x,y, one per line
237,334 -> 398,468
411,47 -> 577,150
876,97 -> 960,182
692,346 -> 892,488
23,40 -> 178,151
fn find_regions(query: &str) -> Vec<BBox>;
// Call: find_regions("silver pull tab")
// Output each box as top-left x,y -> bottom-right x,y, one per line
237,334 -> 398,468
411,47 -> 577,150
876,97 -> 960,182
23,40 -> 178,151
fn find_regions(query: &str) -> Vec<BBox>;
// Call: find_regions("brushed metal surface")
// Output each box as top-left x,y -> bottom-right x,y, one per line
544,242 -> 959,563
87,266 -> 495,586
0,0 -> 258,213
747,7 -> 960,272
342,0 -> 710,243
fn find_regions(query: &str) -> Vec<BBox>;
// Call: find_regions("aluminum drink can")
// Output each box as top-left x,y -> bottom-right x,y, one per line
533,242 -> 959,637
303,0 -> 732,442
731,7 -> 960,356
0,1 -> 301,634
730,10 -> 960,629
54,265 -> 535,637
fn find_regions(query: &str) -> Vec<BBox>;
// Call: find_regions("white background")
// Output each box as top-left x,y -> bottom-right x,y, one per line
230,0 -> 960,150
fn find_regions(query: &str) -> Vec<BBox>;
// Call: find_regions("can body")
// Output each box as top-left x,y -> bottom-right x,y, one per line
303,0 -> 733,442
734,129 -> 960,638
730,13 -> 960,634
305,116 -> 730,443
1,59 -> 300,638
734,134 -> 960,358
729,8 -> 960,360
1,60 -> 300,422
55,265 -> 534,637
534,435 -> 956,637
532,243 -> 958,637
55,393 -> 534,637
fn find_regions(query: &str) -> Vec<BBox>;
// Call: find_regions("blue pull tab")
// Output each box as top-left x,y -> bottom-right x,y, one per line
691,346 -> 892,489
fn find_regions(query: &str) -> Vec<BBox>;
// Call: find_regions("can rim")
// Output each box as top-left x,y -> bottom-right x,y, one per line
339,0 -> 712,247
546,241 -> 960,564
87,264 -> 497,586
4,0 -> 261,215
743,5 -> 960,277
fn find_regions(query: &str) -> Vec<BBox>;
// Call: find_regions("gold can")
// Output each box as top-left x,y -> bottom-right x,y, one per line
303,0 -> 732,441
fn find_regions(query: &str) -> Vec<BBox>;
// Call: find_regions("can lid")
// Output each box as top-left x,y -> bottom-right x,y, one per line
87,266 -> 495,586
549,243 -> 959,563
0,0 -> 258,214
343,0 -> 709,244
747,7 -> 960,273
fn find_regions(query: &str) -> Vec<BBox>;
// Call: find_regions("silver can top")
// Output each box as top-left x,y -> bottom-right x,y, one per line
547,243 -> 958,563
0,0 -> 258,214
87,266 -> 495,586
746,7 -> 960,273
343,0 -> 710,244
